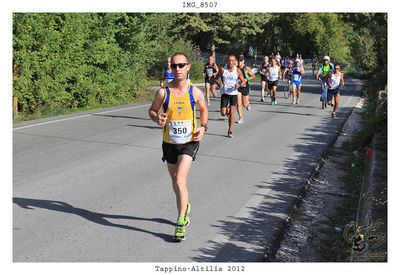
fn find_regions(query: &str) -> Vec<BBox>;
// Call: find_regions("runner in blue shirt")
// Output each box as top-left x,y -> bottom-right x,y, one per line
161,57 -> 174,87
291,58 -> 305,104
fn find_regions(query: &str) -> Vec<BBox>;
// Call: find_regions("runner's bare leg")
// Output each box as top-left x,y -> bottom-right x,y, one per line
167,155 -> 193,218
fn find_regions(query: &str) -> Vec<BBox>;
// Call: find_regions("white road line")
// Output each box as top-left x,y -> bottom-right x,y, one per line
13,103 -> 151,131
94,103 -> 151,115
12,114 -> 92,131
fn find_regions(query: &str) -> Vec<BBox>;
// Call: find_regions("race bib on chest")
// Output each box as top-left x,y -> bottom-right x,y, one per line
206,68 -> 213,75
293,74 -> 300,82
169,120 -> 192,143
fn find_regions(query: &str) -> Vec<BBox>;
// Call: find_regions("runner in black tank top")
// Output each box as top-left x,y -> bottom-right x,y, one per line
237,56 -> 255,124
259,55 -> 270,102
203,55 -> 218,106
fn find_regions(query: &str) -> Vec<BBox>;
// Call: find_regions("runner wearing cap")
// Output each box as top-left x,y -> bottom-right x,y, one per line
316,56 -> 334,101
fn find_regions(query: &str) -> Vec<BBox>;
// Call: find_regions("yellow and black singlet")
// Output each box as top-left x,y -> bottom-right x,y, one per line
162,83 -> 197,144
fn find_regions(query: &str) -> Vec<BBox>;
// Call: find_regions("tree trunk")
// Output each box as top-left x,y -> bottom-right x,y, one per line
211,29 -> 216,60
13,96 -> 18,118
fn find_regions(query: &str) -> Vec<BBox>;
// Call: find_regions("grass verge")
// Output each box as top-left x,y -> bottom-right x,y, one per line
314,78 -> 387,261
13,88 -> 156,123
284,75 -> 387,262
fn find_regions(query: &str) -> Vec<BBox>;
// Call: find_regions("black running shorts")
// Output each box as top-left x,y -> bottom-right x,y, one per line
220,94 -> 238,109
267,80 -> 278,90
162,141 -> 200,164
238,86 -> 250,96
327,87 -> 340,102
205,76 -> 216,85
261,75 -> 268,82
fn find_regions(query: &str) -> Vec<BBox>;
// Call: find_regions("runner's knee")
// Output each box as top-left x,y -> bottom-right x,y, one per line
174,176 -> 187,188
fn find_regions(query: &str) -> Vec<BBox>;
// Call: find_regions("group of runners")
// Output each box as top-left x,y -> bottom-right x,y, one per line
153,51 -> 345,242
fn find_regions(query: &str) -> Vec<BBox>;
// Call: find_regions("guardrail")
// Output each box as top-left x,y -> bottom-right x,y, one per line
350,90 -> 386,262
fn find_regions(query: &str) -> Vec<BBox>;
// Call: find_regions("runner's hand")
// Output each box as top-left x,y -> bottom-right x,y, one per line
158,113 -> 167,126
218,82 -> 223,89
192,127 -> 205,141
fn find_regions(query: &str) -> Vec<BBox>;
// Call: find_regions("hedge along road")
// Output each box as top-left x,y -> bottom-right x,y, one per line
13,67 -> 363,262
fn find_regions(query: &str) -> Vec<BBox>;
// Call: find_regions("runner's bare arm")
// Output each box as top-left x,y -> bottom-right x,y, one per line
214,67 -> 224,88
246,66 -> 255,81
341,73 -> 345,86
192,86 -> 208,141
213,64 -> 219,77
265,66 -> 270,76
325,72 -> 332,88
316,67 -> 321,79
237,68 -> 246,87
148,88 -> 167,126
160,70 -> 165,87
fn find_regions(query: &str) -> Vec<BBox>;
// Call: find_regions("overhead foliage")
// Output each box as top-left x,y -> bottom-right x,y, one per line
13,12 -> 387,115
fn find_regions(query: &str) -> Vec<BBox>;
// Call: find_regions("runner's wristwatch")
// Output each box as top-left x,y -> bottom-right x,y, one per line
200,124 -> 208,132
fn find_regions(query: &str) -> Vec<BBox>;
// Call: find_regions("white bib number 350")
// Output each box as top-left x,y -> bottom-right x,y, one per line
169,120 -> 192,143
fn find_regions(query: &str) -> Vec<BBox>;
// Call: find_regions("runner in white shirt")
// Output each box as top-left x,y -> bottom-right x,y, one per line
214,55 -> 246,138
266,57 -> 281,105
324,64 -> 344,118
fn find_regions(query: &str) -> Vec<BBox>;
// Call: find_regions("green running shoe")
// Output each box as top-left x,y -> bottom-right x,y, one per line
174,223 -> 186,242
184,203 -> 191,227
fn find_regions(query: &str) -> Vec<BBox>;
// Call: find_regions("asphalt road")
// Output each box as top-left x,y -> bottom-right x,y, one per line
13,67 -> 363,262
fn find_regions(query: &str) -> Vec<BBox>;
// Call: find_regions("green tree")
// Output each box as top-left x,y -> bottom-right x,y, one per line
177,13 -> 269,58
341,13 -> 387,80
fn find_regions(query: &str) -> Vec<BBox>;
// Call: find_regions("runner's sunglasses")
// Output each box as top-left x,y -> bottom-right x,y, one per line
171,63 -> 189,69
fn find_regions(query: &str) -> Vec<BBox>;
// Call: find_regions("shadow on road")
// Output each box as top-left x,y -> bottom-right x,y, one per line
13,197 -> 177,243
257,109 -> 315,117
190,77 -> 363,262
